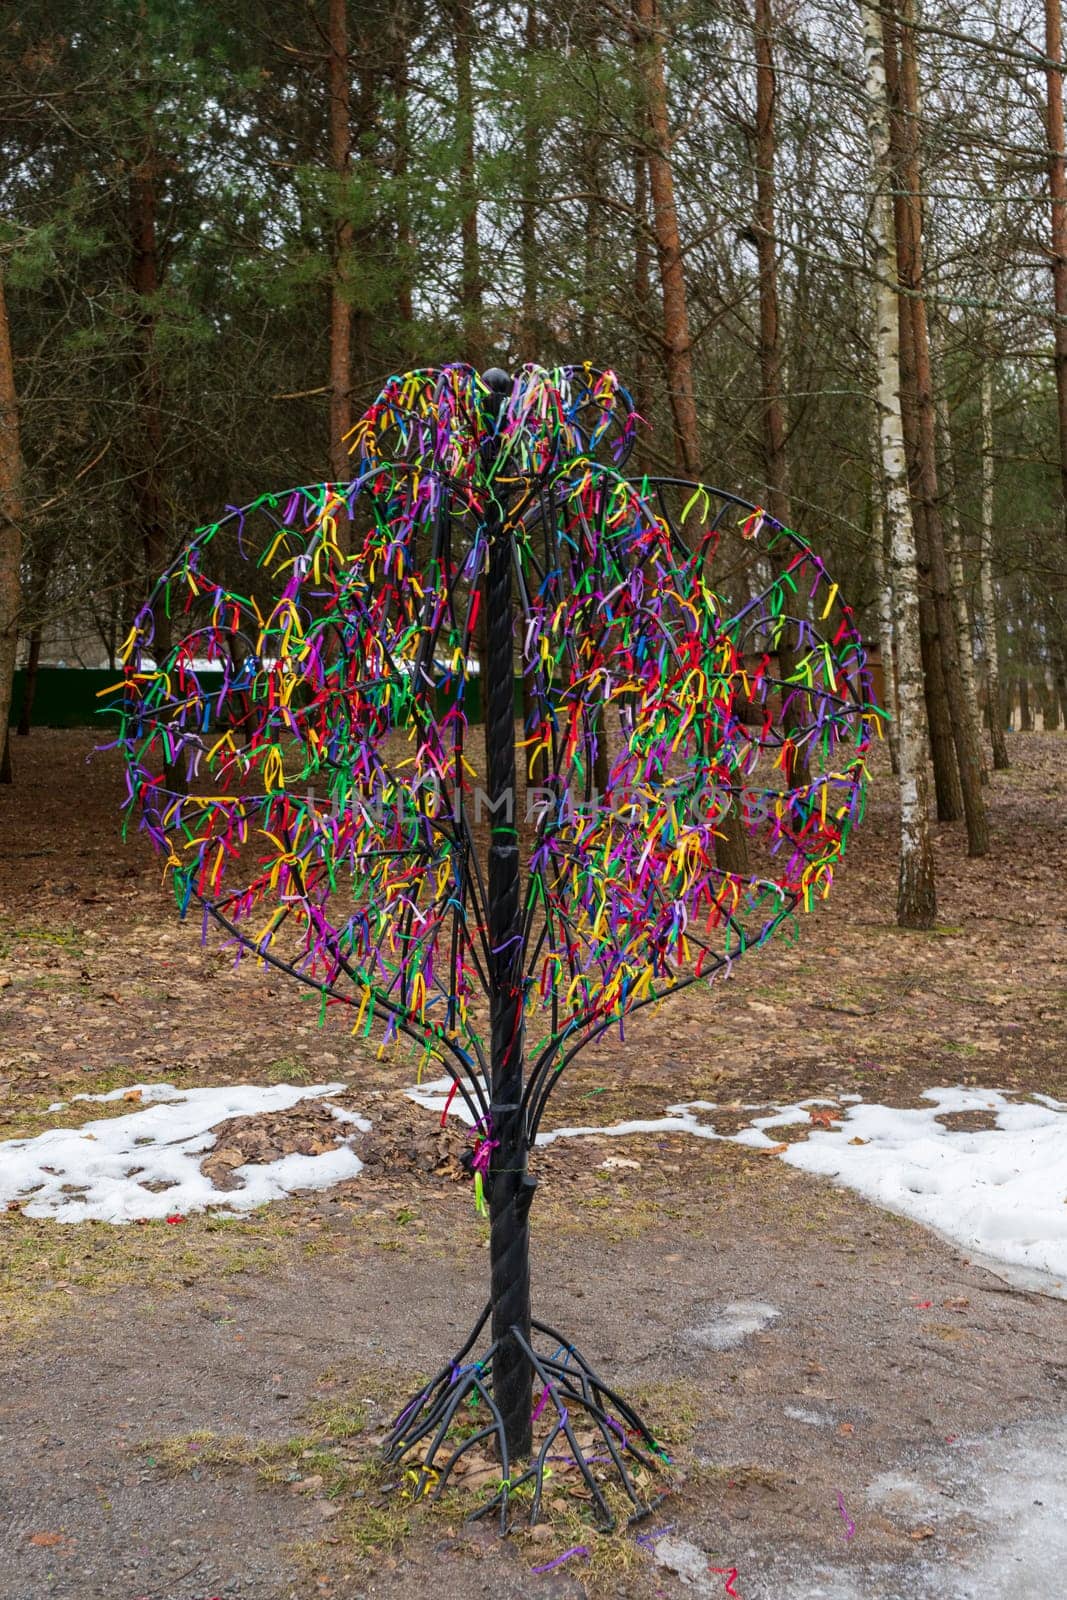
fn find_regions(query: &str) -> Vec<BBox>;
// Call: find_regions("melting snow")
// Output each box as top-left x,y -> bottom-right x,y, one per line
686,1300 -> 780,1350
784,1405 -> 834,1428
21,1071 -> 1063,1276
0,1082 -> 369,1224
782,1087 -> 1067,1294
406,1078 -> 1067,1294
775,1415 -> 1067,1599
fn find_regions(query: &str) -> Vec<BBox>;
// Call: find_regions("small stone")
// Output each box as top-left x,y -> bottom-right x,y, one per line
655,1536 -> 710,1582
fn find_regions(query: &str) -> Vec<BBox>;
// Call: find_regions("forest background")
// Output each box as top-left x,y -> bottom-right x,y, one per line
2,0 -> 1066,929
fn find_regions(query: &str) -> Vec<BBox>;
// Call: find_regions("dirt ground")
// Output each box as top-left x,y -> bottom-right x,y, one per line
1,728 -> 1066,1600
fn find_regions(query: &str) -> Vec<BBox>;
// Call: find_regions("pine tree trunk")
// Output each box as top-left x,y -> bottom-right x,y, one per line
129,141 -> 185,790
919,587 -> 963,815
751,0 -> 809,792
1043,0 -> 1067,693
633,0 -> 701,480
453,0 -> 484,371
452,0 -> 488,694
753,0 -> 788,528
1046,0 -> 1067,561
979,364 -> 1010,768
883,0 -> 987,856
579,21 -> 603,355
1019,677 -> 1033,731
1046,617 -> 1067,730
327,0 -> 353,508
129,161 -> 168,642
389,6 -> 414,342
576,12 -> 610,796
860,0 -> 936,929
1036,674 -> 1056,730
518,0 -> 539,362
16,549 -> 51,738
634,0 -> 746,873
16,628 -> 40,737
0,265 -> 23,783
929,314 -> 987,782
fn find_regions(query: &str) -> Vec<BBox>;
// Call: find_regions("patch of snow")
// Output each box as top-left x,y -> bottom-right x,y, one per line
539,1105 -> 724,1146
782,1087 -> 1067,1294
404,1078 -> 1067,1296
405,1075 -> 481,1125
323,1102 -> 369,1127
406,1077 -> 824,1147
0,1082 -> 370,1224
865,1470 -> 960,1524
772,1415 -> 1067,1600
687,1300 -> 780,1350
784,1405 -> 834,1428
47,1083 -> 185,1114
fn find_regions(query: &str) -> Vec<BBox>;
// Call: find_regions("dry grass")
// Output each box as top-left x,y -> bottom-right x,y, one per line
0,1209 -> 289,1343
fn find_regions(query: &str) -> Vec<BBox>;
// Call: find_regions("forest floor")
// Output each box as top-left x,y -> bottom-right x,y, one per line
1,729 -> 1066,1600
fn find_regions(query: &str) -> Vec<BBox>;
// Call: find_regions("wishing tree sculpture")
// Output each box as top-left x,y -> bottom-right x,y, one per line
114,362 -> 877,1529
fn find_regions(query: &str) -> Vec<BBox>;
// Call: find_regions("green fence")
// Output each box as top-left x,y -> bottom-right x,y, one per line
11,668 -> 131,729
10,667 -> 522,729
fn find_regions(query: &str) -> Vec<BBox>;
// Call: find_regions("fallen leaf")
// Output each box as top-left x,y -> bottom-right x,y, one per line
211,1146 -> 245,1168
808,1108 -> 841,1129
461,1465 -> 502,1491
28,1533 -> 65,1547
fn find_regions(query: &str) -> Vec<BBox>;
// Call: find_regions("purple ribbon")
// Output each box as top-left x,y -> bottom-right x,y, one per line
531,1546 -> 589,1574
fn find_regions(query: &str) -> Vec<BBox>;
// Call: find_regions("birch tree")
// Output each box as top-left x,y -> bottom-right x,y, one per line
860,0 -> 937,928
882,0 -> 988,857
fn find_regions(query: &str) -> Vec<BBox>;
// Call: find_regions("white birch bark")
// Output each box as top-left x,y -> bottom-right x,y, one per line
860,0 -> 936,927
869,446 -> 900,776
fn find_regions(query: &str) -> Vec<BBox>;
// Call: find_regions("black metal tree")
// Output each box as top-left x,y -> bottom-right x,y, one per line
116,362 -> 877,1528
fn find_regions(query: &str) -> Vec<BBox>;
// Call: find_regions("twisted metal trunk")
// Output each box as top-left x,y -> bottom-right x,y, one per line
481,381 -> 534,1462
